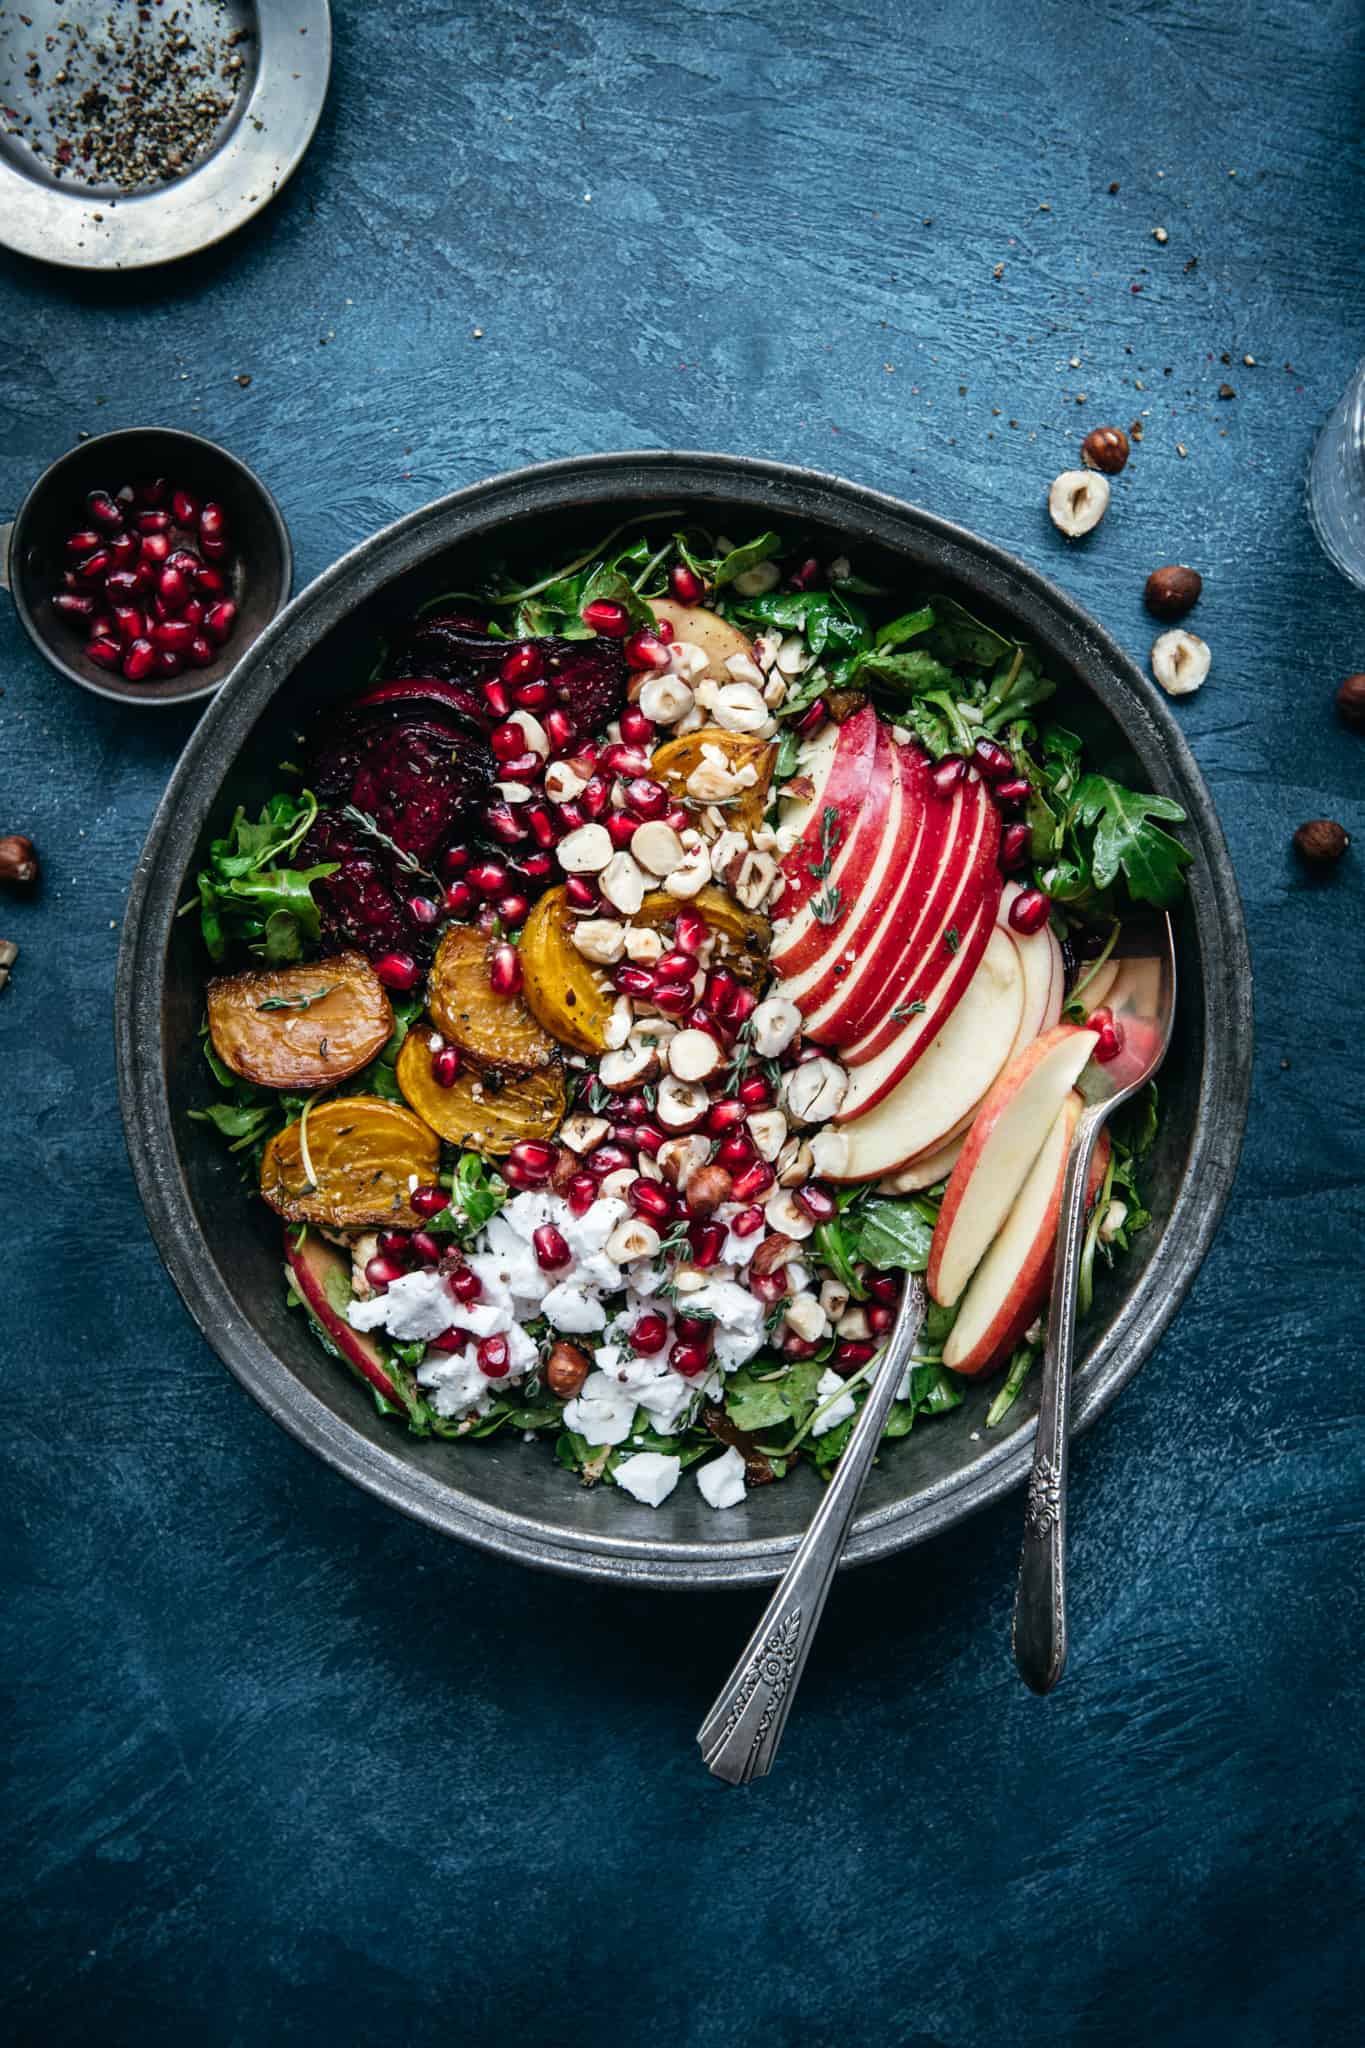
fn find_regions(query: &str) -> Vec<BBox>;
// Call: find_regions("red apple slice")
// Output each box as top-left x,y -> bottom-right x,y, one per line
833,882 -> 1001,1118
773,706 -> 880,925
877,1131 -> 966,1193
943,1098 -> 1110,1376
770,720 -> 901,978
1071,955 -> 1119,1018
998,881 -> 1066,1061
825,928 -> 1023,1180
926,1023 -> 1100,1307
285,1228 -> 404,1404
835,773 -> 1002,1061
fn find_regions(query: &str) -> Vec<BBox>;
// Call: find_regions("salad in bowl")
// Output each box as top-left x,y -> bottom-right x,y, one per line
190,520 -> 1189,1514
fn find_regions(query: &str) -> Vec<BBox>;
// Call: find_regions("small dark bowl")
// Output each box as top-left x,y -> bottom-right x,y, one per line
2,427 -> 292,708
115,453 -> 1253,1588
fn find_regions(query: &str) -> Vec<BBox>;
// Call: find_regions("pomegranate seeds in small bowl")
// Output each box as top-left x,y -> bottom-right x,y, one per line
4,427 -> 291,707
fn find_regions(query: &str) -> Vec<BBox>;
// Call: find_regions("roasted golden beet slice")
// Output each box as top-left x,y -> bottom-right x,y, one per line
637,886 -> 770,984
207,951 -> 394,1091
427,923 -> 556,1075
395,1027 -> 565,1155
260,1096 -> 439,1229
650,726 -> 775,834
519,885 -> 615,1055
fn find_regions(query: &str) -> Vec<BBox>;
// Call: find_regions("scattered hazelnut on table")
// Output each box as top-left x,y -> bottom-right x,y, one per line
1144,566 -> 1203,619
1335,673 -> 1365,731
1048,470 -> 1110,539
0,835 -> 38,887
0,939 -> 16,993
1080,425 -> 1130,474
1151,630 -> 1211,696
544,1340 -> 592,1399
1292,819 -> 1350,866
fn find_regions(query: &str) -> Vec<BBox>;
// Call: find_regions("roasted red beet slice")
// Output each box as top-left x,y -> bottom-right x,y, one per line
387,611 -> 501,683
300,813 -> 424,962
349,676 -> 491,731
312,716 -> 493,863
385,618 -> 627,736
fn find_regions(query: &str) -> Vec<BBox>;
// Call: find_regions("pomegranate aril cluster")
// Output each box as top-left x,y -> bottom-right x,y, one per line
53,477 -> 238,683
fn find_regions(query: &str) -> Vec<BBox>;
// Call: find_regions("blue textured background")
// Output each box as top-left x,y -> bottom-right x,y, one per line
3,3 -> 1364,2042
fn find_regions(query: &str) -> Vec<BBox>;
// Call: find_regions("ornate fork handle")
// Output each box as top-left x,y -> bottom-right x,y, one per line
697,1278 -> 927,1784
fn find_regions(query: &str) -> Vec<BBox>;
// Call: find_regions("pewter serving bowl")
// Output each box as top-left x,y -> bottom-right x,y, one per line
116,453 -> 1252,1588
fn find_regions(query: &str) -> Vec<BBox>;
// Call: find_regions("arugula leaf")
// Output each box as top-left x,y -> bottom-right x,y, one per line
852,1197 -> 936,1272
919,593 -> 1017,667
188,1100 -> 278,1145
874,605 -> 936,650
189,791 -> 336,964
1071,775 -> 1192,907
844,647 -> 956,695
711,530 -> 782,589
425,1153 -> 509,1241
728,589 -> 870,659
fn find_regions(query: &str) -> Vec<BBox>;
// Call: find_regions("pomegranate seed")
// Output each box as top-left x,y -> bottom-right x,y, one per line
140,532 -> 172,565
624,627 -> 670,671
973,737 -> 1014,783
527,804 -> 559,850
198,502 -> 227,544
1007,889 -> 1052,936
122,637 -> 157,681
669,561 -> 703,603
533,1224 -> 572,1271
482,678 -> 512,719
624,776 -> 668,820
784,1333 -> 822,1360
605,811 -> 640,851
794,1181 -> 837,1223
664,806 -> 691,834
105,565 -> 150,599
181,599 -> 205,631
650,948 -> 693,983
994,777 -> 1031,804
795,698 -> 828,735
488,943 -> 522,995
614,964 -> 656,999
931,755 -> 967,795
428,1328 -> 466,1354
171,488 -> 200,527
545,706 -> 576,750
1000,822 -> 1032,872
668,907 -> 704,956
686,1003 -> 728,1042
65,529 -> 103,558
407,894 -> 440,927
134,477 -> 168,506
194,564 -> 227,597
167,547 -> 202,575
836,1339 -> 878,1370
581,597 -> 630,636
497,891 -> 530,925
706,1098 -> 747,1136
51,591 -> 96,622
432,1044 -> 463,1088
730,1159 -> 775,1202
750,1269 -> 788,1305
586,1142 -> 633,1178
670,1341 -> 710,1378
89,612 -> 117,640
788,556 -> 821,590
599,742 -> 651,777
566,1171 -> 598,1215
410,1231 -> 442,1266
77,549 -> 112,583
491,721 -> 525,762
204,600 -> 237,645
374,950 -> 420,990
689,1221 -> 726,1269
364,1254 -> 406,1290
441,845 -> 472,877
500,642 -> 545,685
653,979 -> 695,1016
485,801 -> 529,845
134,509 -> 172,536
571,774 -> 605,822
714,1130 -> 756,1171
630,1313 -> 669,1355
630,1179 -> 676,1223
444,880 -> 474,916
469,858 -> 509,897
1090,1007 -> 1124,1063
619,1094 -> 651,1124
108,531 -> 140,569
86,637 -> 123,671
564,875 -> 600,910
150,619 -> 196,653
188,634 -> 216,668
517,849 -> 555,881
673,1314 -> 713,1346
477,1335 -> 510,1378
155,651 -> 184,678
631,1121 -> 665,1155
731,1205 -> 765,1238
867,1304 -> 895,1334
505,1139 -> 555,1183
377,1229 -> 413,1260
450,1264 -> 483,1302
86,490 -> 123,530
619,705 -> 656,745
512,678 -> 551,711
737,1073 -> 773,1109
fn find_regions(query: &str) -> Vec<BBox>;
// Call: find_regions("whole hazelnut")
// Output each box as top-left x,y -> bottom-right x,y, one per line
1144,566 -> 1203,620
544,1340 -> 592,1400
1048,470 -> 1109,539
0,835 -> 38,887
1080,425 -> 1130,475
684,1163 -> 734,1218
1292,818 -> 1350,866
1151,629 -> 1211,697
1335,673 -> 1365,731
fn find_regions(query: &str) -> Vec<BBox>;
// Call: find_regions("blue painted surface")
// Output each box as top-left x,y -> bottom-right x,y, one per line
3,2 -> 1364,2042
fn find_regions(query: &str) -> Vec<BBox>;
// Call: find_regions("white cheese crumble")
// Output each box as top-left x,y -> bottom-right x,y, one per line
811,1368 -> 857,1437
613,1452 -> 682,1507
348,1268 -> 454,1342
696,1447 -> 747,1510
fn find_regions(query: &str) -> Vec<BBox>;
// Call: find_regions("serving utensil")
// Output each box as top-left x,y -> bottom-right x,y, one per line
698,1276 -> 928,1783
1013,913 -> 1178,1694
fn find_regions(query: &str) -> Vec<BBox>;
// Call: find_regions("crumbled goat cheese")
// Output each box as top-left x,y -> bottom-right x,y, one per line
697,1447 -> 747,1510
613,1452 -> 682,1507
348,1269 -> 454,1343
811,1368 -> 857,1437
